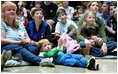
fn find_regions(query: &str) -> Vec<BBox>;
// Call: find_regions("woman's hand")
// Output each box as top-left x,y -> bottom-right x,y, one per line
20,37 -> 31,45
105,25 -> 115,34
101,42 -> 107,55
46,19 -> 55,26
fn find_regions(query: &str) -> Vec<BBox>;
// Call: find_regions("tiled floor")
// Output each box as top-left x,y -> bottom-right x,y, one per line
1,59 -> 117,73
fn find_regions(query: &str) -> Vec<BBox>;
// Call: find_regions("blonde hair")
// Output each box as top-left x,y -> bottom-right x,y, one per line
83,11 -> 96,22
36,39 -> 50,49
82,11 -> 97,27
1,1 -> 19,28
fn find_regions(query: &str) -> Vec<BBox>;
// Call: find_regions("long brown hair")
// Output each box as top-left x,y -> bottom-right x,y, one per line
1,1 -> 19,28
87,1 -> 99,9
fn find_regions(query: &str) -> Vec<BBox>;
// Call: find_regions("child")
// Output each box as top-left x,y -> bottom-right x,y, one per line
17,2 -> 28,26
31,1 -> 42,11
55,9 -> 78,40
58,1 -> 74,20
81,11 -> 103,47
36,39 -> 99,70
73,5 -> 83,22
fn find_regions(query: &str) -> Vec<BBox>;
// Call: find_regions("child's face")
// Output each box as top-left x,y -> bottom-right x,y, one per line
35,4 -> 41,9
41,41 -> 52,52
62,1 -> 69,8
78,8 -> 83,13
58,13 -> 67,22
86,13 -> 95,25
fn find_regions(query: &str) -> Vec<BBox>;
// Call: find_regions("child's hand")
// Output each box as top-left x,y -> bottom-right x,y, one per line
69,28 -> 76,36
58,39 -> 63,49
63,38 -> 67,46
91,36 -> 98,40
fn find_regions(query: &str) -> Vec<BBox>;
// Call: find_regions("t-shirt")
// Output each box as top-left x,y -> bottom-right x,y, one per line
55,19 -> 78,35
1,20 -> 27,41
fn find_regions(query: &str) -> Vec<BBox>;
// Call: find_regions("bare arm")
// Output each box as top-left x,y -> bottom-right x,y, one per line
1,29 -> 22,46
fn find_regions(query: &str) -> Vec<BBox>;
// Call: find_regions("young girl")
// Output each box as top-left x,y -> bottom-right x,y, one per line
81,11 -> 103,47
36,39 -> 99,70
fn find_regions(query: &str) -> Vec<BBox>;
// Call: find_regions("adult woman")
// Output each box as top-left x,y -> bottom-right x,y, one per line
77,1 -> 117,57
106,2 -> 117,42
1,1 -> 53,66
26,8 -> 53,43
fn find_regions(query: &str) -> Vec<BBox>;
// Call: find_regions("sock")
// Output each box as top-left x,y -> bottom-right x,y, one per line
85,60 -> 89,66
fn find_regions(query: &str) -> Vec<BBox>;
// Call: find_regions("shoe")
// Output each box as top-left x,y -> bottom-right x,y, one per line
39,58 -> 55,67
11,53 -> 22,62
87,58 -> 99,70
1,50 -> 12,71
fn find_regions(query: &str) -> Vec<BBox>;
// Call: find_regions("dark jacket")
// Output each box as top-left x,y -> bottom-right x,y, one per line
106,16 -> 117,42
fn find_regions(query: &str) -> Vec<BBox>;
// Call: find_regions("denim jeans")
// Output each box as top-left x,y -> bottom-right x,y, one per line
79,41 -> 117,57
1,43 -> 42,65
55,53 -> 88,68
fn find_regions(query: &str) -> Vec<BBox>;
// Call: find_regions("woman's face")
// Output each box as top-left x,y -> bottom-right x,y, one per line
33,10 -> 43,21
109,6 -> 117,17
5,7 -> 16,19
89,2 -> 99,14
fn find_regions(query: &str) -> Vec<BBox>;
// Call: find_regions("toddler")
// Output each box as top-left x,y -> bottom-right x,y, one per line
73,5 -> 83,21
36,39 -> 99,70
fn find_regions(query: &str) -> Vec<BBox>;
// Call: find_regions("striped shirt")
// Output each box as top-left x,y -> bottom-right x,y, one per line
1,20 -> 27,41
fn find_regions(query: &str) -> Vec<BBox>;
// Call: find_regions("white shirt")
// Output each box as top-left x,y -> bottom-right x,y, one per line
55,19 -> 78,35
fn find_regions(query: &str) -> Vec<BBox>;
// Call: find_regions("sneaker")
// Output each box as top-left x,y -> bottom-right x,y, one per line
87,58 -> 99,70
39,58 -> 55,67
11,53 -> 22,62
1,50 -> 12,71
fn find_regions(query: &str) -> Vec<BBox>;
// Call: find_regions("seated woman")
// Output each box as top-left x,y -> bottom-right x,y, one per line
1,1 -> 54,67
106,2 -> 117,42
26,8 -> 56,46
77,1 -> 117,57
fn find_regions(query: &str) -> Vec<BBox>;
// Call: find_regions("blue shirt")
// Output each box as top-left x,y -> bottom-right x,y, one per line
97,13 -> 112,25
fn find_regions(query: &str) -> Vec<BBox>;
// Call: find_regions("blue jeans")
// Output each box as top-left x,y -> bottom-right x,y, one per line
79,41 -> 117,57
55,53 -> 88,68
1,43 -> 42,65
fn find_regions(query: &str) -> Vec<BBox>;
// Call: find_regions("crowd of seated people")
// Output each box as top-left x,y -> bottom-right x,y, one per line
1,1 -> 117,71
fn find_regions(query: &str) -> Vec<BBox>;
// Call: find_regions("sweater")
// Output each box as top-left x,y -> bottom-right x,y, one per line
44,46 -> 67,59
77,17 -> 107,43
